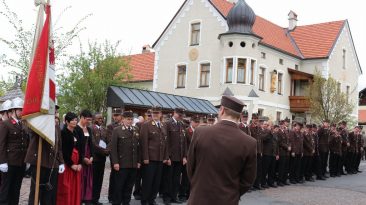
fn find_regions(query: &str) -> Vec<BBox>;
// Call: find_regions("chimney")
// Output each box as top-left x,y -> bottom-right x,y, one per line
227,0 -> 238,4
288,10 -> 298,31
142,44 -> 151,53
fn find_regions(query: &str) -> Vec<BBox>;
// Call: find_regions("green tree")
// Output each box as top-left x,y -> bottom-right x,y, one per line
58,41 -> 131,114
0,0 -> 90,87
308,72 -> 355,124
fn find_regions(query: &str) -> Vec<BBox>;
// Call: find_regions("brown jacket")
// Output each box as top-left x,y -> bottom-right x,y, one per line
140,120 -> 168,162
278,128 -> 290,156
303,132 -> 315,156
317,127 -> 330,153
250,123 -> 263,155
339,128 -> 349,152
186,126 -> 194,149
262,130 -> 278,156
24,126 -> 64,168
166,118 -> 187,162
348,132 -> 358,153
0,118 -> 28,166
110,125 -> 140,168
187,120 -> 257,205
92,124 -> 109,162
289,130 -> 303,155
329,131 -> 342,155
239,123 -> 250,135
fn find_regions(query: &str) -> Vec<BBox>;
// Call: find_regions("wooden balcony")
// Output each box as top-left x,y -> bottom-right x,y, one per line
289,96 -> 310,113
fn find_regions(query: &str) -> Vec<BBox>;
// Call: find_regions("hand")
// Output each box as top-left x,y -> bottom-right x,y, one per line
0,163 -> 8,173
143,160 -> 149,165
312,150 -> 315,154
77,164 -> 82,171
26,163 -> 31,171
347,143 -> 350,147
183,158 -> 187,165
291,152 -> 295,157
276,155 -> 279,160
89,157 -> 93,163
166,159 -> 172,166
113,164 -> 120,171
137,163 -> 141,169
361,147 -> 364,152
58,164 -> 65,173
288,147 -> 292,152
71,164 -> 78,171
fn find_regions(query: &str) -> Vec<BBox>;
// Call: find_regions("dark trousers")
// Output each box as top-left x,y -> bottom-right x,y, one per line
346,152 -> 355,173
179,165 -> 189,199
302,156 -> 313,179
133,168 -> 142,197
312,155 -> 322,178
329,153 -> 341,176
340,151 -> 348,173
262,155 -> 276,186
254,154 -> 262,187
356,153 -> 362,171
112,168 -> 137,205
28,166 -> 58,205
108,165 -> 115,202
278,156 -> 289,183
141,161 -> 163,204
163,161 -> 182,201
0,165 -> 25,205
319,151 -> 329,176
289,154 -> 302,181
92,161 -> 106,203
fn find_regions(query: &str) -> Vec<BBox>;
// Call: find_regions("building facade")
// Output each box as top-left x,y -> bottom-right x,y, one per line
148,0 -> 361,123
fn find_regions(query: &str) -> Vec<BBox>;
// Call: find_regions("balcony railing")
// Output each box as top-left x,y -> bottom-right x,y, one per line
289,96 -> 310,113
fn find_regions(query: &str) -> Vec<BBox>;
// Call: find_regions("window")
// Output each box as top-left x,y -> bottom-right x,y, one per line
200,63 -> 210,87
261,52 -> 266,59
190,23 -> 201,46
276,112 -> 281,123
258,67 -> 265,91
258,108 -> 264,117
250,60 -> 256,85
278,73 -> 283,95
295,64 -> 299,70
279,59 -> 284,65
176,65 -> 186,88
225,58 -> 233,83
342,49 -> 346,69
346,85 -> 350,102
237,58 -> 247,83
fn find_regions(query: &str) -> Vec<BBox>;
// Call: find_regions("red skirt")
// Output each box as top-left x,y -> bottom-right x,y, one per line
56,148 -> 81,205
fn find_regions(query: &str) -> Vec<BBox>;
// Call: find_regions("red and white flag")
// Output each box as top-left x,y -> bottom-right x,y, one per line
23,3 -> 56,145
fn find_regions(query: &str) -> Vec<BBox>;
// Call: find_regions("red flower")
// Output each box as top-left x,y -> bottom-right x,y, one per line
11,119 -> 16,125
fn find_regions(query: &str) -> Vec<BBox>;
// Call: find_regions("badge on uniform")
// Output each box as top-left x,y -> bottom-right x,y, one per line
122,127 -> 126,130
152,121 -> 156,126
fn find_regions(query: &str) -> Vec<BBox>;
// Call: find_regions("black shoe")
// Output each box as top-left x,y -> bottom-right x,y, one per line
283,181 -> 290,185
253,185 -> 264,190
330,174 -> 336,177
163,201 -> 171,205
262,184 -> 269,189
92,202 -> 103,205
178,197 -> 187,202
269,184 -> 278,188
290,180 -> 297,184
149,200 -> 158,205
297,180 -> 305,184
171,198 -> 183,204
357,170 -> 362,173
316,176 -> 326,180
134,195 -> 142,200
323,174 -> 329,178
277,182 -> 284,187
341,172 -> 347,175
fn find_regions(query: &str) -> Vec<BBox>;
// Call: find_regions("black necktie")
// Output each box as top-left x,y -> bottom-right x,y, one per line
157,122 -> 161,129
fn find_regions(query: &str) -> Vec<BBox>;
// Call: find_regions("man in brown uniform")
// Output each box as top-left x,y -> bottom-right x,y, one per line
317,120 -> 330,178
302,124 -> 315,181
0,97 -> 29,205
187,96 -> 257,205
250,113 -> 263,190
262,122 -> 279,188
329,125 -> 342,177
289,122 -> 303,184
338,121 -> 350,175
277,120 -> 291,186
92,113 -> 109,205
239,110 -> 250,135
110,111 -> 141,205
140,106 -> 169,205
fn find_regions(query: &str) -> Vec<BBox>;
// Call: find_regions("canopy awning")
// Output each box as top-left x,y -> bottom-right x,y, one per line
107,86 -> 217,114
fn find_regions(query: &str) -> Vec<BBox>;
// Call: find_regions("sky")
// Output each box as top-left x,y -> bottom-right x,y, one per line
0,0 -> 365,90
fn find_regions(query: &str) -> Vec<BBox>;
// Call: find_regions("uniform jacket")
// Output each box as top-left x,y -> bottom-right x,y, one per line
239,123 -> 250,136
278,128 -> 290,156
0,118 -> 29,166
140,120 -> 169,162
186,126 -> 194,150
262,129 -> 278,156
329,131 -> 342,155
339,128 -> 349,152
24,126 -> 64,168
250,124 -> 263,155
110,124 -> 140,168
303,132 -> 315,156
166,118 -> 187,162
348,132 -> 359,153
289,130 -> 303,155
92,124 -> 109,162
317,127 -> 330,153
61,127 -> 83,167
187,120 -> 257,205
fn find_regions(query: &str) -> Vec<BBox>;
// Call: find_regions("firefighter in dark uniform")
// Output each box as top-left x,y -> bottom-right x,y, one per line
140,106 -> 169,205
262,122 -> 279,188
207,114 -> 215,126
329,125 -> 342,177
289,122 -> 303,184
355,126 -> 364,173
239,111 -> 250,135
0,97 -> 29,205
302,124 -> 315,181
110,111 -> 141,205
250,113 -> 263,190
348,126 -> 360,174
108,107 -> 123,203
277,120 -> 291,186
338,121 -> 350,175
0,100 -> 12,187
317,120 -> 330,178
163,108 -> 187,205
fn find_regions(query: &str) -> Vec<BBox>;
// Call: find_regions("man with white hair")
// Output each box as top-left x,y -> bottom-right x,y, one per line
0,97 -> 29,204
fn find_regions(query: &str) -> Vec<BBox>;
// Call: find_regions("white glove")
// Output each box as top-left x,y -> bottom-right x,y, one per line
58,164 -> 65,173
0,163 -> 8,173
26,163 -> 31,171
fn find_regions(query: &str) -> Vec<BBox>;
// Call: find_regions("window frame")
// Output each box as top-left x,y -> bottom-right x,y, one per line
199,62 -> 211,88
277,72 -> 284,95
175,64 -> 187,89
258,67 -> 266,91
237,58 -> 247,84
189,21 -> 202,46
225,58 -> 234,83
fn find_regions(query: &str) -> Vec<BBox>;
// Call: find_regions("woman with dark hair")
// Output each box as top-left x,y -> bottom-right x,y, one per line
75,109 -> 94,205
56,112 -> 82,205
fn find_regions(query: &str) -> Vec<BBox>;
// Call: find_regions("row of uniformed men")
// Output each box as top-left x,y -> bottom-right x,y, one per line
237,112 -> 364,190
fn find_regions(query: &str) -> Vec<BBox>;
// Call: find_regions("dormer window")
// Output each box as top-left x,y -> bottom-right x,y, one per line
225,58 -> 234,83
190,23 -> 201,46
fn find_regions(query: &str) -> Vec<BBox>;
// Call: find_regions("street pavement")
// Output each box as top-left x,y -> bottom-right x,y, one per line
19,161 -> 366,205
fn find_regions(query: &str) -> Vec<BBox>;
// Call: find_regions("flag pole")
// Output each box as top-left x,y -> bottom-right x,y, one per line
34,137 -> 43,205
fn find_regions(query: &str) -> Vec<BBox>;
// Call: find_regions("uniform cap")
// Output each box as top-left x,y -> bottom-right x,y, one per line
306,124 -> 312,129
220,95 -> 244,113
1,100 -> 12,112
174,107 -> 185,115
112,107 -> 123,115
191,115 -> 200,122
207,113 -> 215,120
284,117 -> 291,123
241,110 -> 249,117
122,110 -> 134,118
201,116 -> 208,123
9,97 -> 23,110
151,105 -> 162,113
252,113 -> 259,119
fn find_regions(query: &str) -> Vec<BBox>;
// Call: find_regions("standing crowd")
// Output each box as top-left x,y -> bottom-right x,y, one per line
0,96 -> 365,205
